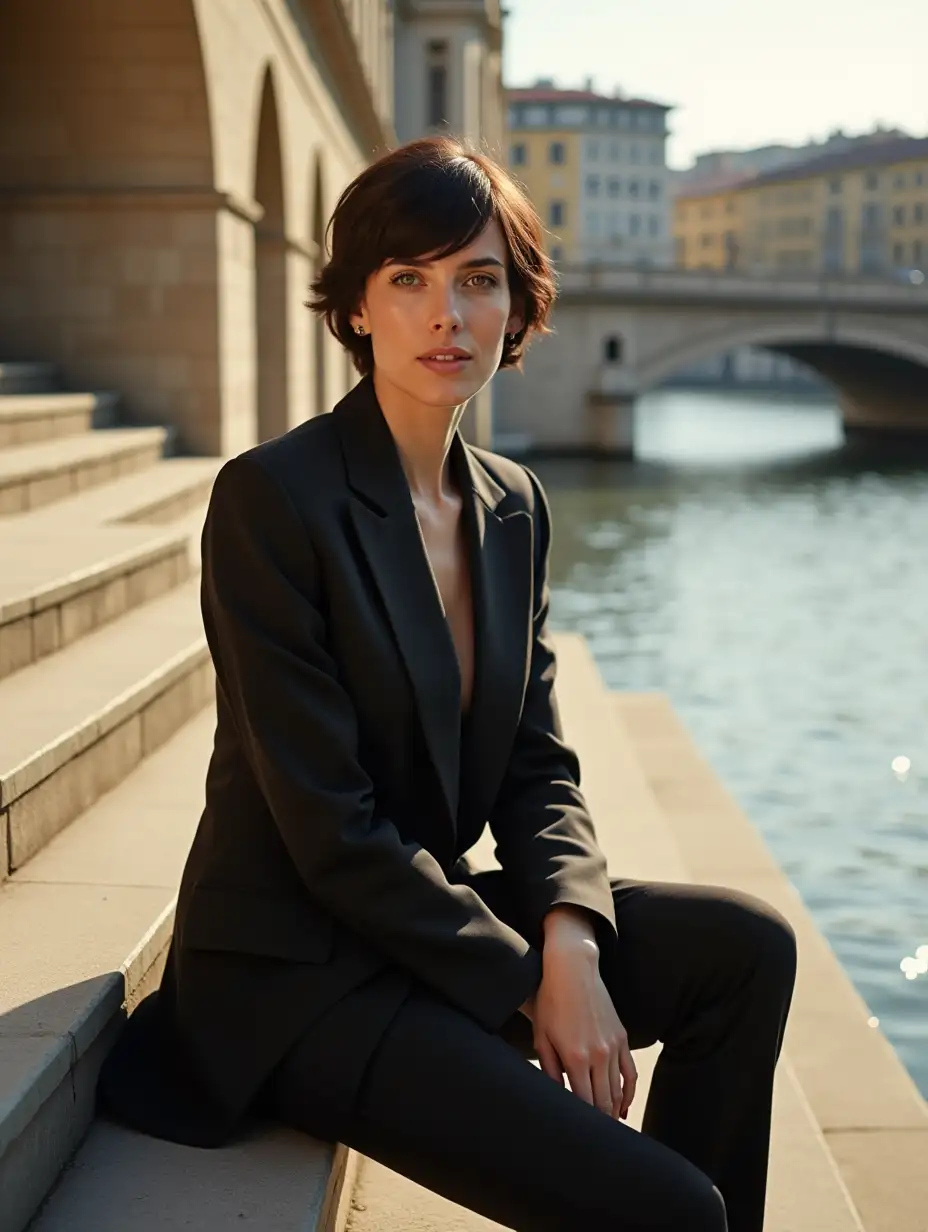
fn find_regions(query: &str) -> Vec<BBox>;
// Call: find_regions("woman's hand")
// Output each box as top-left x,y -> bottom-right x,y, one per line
520,906 -> 637,1120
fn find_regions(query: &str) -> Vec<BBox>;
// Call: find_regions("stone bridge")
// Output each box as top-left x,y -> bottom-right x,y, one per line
494,265 -> 928,454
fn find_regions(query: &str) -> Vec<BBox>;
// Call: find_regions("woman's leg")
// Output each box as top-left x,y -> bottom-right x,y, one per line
265,983 -> 727,1232
602,878 -> 798,1232
462,869 -> 796,1232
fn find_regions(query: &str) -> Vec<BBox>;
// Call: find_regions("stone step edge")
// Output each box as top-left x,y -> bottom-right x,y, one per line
0,392 -> 120,422
0,901 -> 175,1162
14,459 -> 221,534
2,890 -> 354,1232
1,526 -> 191,626
1,637 -> 210,813
0,427 -> 169,488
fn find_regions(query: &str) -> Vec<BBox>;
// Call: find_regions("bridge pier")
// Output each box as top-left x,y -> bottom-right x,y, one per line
584,392 -> 636,457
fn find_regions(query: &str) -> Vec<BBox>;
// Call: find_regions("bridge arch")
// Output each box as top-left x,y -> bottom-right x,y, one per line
638,320 -> 928,393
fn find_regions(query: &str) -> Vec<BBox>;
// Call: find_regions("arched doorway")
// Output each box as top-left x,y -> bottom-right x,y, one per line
253,67 -> 289,442
0,0 -> 217,450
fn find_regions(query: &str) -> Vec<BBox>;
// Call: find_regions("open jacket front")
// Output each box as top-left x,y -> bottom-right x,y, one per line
98,373 -> 617,1148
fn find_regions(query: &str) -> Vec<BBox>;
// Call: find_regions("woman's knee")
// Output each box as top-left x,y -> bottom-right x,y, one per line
736,892 -> 798,996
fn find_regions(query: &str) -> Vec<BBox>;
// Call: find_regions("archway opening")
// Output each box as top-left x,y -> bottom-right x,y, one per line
254,69 -> 289,442
0,0 -> 217,449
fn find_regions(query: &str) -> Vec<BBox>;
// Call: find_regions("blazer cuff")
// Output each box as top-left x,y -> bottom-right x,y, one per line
473,945 -> 544,1033
532,883 -> 618,954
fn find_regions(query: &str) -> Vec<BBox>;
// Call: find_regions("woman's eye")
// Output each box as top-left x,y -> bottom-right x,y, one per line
389,271 -> 498,288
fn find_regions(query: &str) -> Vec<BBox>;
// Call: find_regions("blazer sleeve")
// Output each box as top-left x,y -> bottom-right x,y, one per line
199,455 -> 542,1032
487,466 -> 617,951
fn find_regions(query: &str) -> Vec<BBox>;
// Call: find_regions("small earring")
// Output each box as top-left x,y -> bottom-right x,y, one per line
355,324 -> 366,336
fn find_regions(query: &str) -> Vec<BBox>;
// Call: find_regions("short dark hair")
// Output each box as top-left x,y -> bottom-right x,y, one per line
307,135 -> 558,377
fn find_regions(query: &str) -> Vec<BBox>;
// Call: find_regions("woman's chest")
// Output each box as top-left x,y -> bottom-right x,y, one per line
415,506 -> 475,712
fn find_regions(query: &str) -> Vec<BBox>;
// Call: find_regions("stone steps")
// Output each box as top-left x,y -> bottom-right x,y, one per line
0,363 -> 57,396
0,392 -> 120,448
0,427 -> 171,516
0,522 -> 194,681
0,574 -> 211,879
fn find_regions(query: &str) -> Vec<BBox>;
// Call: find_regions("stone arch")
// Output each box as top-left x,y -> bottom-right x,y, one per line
0,0 -> 223,451
638,319 -> 928,394
0,0 -> 213,190
253,63 -> 289,442
310,150 -> 328,417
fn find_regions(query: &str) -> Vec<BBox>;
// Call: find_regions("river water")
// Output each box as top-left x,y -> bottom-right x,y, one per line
533,387 -> 928,1097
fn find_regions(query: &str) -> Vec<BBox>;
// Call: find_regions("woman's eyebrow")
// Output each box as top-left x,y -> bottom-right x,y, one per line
384,255 -> 505,270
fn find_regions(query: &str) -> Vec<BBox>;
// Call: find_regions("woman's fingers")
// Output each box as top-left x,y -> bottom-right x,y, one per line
535,1033 -> 565,1087
610,1045 -> 625,1119
590,1047 -> 614,1117
618,1041 -> 638,1119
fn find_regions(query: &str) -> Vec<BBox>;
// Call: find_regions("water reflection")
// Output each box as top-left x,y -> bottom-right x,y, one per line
534,387 -> 928,1096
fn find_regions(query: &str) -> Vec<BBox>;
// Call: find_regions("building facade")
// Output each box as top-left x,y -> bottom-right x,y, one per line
674,137 -> 928,277
0,0 -> 507,456
507,80 -> 674,267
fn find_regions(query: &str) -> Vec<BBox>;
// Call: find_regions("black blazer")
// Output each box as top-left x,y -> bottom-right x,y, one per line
97,373 -> 617,1148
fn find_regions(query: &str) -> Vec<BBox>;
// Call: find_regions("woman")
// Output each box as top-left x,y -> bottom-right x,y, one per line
98,135 -> 797,1232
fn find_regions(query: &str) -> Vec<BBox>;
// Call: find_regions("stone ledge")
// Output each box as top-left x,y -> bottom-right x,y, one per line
613,691 -> 928,1231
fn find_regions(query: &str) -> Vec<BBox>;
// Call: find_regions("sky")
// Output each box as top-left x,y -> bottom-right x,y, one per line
501,0 -> 925,170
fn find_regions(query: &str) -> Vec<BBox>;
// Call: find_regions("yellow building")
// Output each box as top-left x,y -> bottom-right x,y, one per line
507,82 -> 674,266
674,136 -> 928,276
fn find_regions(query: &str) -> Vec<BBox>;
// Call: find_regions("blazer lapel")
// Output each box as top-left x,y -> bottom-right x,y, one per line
454,442 -> 534,827
332,375 -> 535,835
335,377 -> 463,823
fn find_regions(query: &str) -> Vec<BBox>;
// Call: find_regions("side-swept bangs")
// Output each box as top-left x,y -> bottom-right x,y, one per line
307,134 -> 557,376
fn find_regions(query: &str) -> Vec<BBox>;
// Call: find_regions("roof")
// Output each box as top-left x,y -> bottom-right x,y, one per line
747,136 -> 928,188
507,86 -> 671,111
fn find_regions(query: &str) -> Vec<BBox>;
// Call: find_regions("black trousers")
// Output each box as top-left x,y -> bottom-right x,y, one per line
257,875 -> 797,1232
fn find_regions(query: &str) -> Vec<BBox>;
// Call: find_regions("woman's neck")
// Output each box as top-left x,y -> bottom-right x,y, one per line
372,368 -> 468,505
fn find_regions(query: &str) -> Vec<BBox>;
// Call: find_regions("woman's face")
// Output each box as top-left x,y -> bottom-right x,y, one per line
351,217 -> 523,407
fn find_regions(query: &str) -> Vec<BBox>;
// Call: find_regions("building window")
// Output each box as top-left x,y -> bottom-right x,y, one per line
700,232 -> 712,248
913,239 -> 923,264
549,141 -> 566,165
649,215 -> 660,236
893,242 -> 905,264
586,175 -> 600,197
609,140 -> 620,161
649,145 -> 662,165
894,173 -> 906,189
550,244 -> 564,262
604,335 -> 624,363
916,170 -> 925,186
630,213 -> 641,236
648,180 -> 661,200
587,139 -> 600,160
549,200 -> 566,226
523,105 -> 549,126
915,203 -> 925,223
426,40 -> 448,128
829,177 -> 842,194
893,205 -> 905,226
510,143 -> 526,166
630,143 -> 640,164
865,172 -> 879,190
628,180 -> 640,199
607,177 -> 621,198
